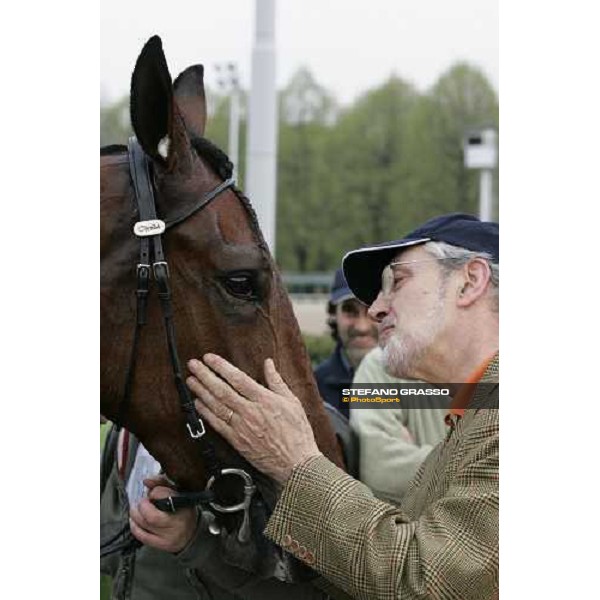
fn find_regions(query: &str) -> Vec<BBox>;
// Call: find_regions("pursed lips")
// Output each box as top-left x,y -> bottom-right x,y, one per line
379,323 -> 395,342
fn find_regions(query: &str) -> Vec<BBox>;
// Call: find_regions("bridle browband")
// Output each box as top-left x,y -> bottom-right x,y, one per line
101,138 -> 256,558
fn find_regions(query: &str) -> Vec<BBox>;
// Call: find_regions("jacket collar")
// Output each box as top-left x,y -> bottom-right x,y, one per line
322,342 -> 354,384
447,352 -> 499,421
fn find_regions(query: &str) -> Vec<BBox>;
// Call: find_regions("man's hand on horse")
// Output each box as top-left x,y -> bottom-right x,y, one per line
129,476 -> 197,553
186,354 -> 322,484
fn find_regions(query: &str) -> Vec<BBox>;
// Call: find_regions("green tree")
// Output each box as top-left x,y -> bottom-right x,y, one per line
204,88 -> 249,189
280,67 -> 338,126
325,76 -> 420,254
100,96 -> 131,146
276,68 -> 339,271
401,63 -> 499,223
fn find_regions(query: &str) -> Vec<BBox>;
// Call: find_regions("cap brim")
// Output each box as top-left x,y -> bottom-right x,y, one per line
330,290 -> 355,305
342,238 -> 430,305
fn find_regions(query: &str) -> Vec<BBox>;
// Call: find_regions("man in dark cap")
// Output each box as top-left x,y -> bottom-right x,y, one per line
314,268 -> 378,418
135,214 -> 499,600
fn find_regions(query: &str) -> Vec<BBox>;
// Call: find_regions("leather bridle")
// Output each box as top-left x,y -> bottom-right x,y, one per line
101,137 -> 256,558
117,137 -> 235,443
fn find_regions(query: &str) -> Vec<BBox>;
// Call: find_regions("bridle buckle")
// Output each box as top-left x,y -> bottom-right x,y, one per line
153,261 -> 170,279
187,420 -> 206,440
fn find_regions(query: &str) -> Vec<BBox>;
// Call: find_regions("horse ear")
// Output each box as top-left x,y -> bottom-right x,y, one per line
173,66 -> 207,138
130,36 -> 189,167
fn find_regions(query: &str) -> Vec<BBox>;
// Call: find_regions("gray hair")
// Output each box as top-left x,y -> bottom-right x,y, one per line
423,241 -> 499,310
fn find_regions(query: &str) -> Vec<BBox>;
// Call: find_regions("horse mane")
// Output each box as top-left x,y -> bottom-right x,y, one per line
100,144 -> 127,156
188,137 -> 269,255
100,138 -> 269,255
190,137 -> 233,180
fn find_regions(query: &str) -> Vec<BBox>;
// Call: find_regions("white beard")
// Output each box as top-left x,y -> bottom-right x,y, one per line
381,294 -> 446,379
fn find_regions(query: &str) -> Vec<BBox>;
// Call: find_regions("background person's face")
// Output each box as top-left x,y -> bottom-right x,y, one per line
335,298 -> 378,368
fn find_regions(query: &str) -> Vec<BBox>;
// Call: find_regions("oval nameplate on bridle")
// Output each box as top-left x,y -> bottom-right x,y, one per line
133,219 -> 166,237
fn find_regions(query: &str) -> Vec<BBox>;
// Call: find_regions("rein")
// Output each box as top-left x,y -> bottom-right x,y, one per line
101,138 -> 256,558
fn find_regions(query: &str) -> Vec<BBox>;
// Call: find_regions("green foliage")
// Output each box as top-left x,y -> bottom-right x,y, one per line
100,62 -> 498,268
100,422 -> 110,450
100,97 -> 131,146
324,76 -> 421,250
274,63 -> 498,270
402,63 -> 500,221
100,575 -> 112,599
303,333 -> 335,367
205,88 -> 249,189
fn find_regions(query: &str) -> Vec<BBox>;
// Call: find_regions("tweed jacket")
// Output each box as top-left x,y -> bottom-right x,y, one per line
265,355 -> 499,600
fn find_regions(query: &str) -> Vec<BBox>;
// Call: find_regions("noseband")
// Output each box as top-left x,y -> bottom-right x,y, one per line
101,138 -> 256,558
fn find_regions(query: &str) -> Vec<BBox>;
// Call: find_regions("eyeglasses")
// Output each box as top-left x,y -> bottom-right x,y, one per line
388,258 -> 459,269
379,257 -> 461,298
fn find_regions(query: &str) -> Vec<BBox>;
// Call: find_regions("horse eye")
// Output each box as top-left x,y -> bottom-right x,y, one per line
222,274 -> 257,300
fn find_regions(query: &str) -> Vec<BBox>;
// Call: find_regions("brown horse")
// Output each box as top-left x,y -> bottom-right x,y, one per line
101,35 -> 344,586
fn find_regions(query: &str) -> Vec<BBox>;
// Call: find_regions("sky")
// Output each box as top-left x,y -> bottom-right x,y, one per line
100,0 -> 498,106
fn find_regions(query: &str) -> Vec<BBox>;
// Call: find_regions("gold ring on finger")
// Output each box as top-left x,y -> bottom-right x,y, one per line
223,408 -> 235,425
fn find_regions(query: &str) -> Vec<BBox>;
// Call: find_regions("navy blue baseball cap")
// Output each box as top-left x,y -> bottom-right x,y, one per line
342,213 -> 499,305
330,268 -> 354,305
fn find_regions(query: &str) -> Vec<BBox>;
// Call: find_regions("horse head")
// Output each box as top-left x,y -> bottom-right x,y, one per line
100,36 -> 344,577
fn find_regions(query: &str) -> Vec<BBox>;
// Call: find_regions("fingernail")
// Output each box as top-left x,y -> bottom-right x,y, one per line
203,353 -> 217,364
188,358 -> 201,369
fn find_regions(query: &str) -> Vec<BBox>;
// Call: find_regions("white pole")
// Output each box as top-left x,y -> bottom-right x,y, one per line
246,0 -> 278,254
479,169 -> 493,221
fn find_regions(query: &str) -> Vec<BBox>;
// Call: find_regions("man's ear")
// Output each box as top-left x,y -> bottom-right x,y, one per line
456,259 -> 492,307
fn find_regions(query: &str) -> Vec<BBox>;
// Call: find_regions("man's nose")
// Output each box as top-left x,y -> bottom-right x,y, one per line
368,291 -> 390,323
354,311 -> 375,333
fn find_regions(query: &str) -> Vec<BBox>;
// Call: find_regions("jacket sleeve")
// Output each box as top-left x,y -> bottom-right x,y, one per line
264,412 -> 499,600
350,408 -> 433,503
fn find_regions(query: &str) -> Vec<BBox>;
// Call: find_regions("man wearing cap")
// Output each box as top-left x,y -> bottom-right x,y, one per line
140,214 -> 499,599
314,268 -> 379,419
